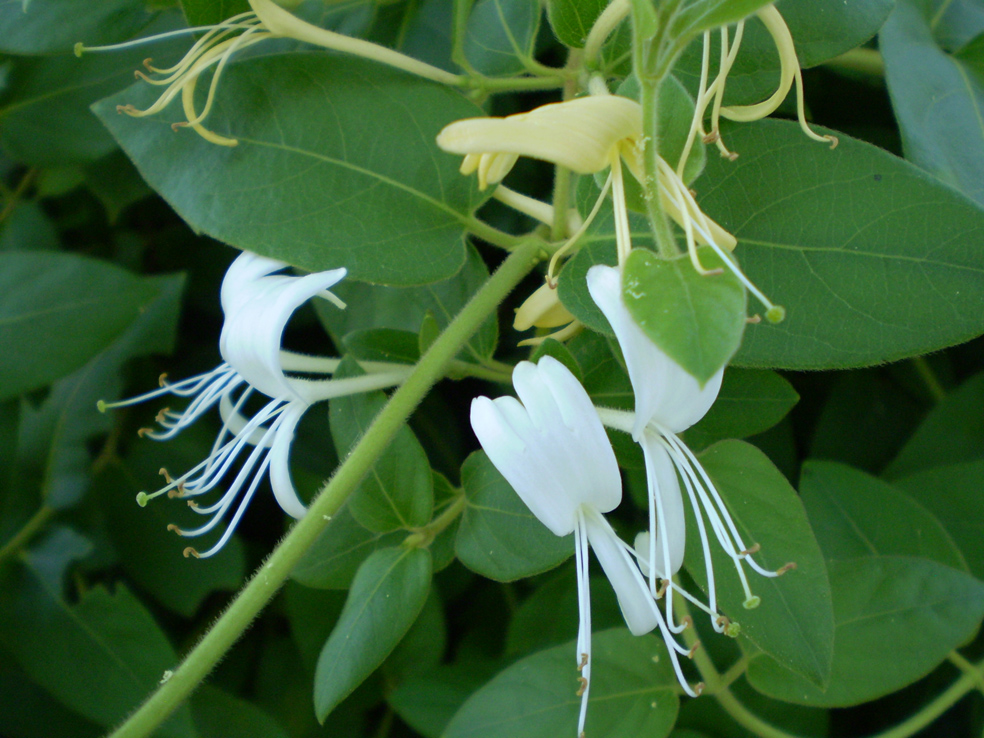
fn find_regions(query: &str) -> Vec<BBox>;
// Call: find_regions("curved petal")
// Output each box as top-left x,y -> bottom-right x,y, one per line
220,266 -> 346,399
436,96 -> 642,175
586,264 -> 722,437
220,251 -> 286,316
268,401 -> 308,519
641,434 -> 686,577
582,507 -> 659,636
470,395 -> 578,536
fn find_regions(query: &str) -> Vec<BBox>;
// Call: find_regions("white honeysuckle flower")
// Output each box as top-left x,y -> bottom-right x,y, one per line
100,251 -> 411,558
587,264 -> 791,635
471,356 -> 701,737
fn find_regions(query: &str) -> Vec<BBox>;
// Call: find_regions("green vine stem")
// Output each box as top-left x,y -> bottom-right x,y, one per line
107,240 -> 542,738
638,76 -> 680,259
0,505 -> 54,569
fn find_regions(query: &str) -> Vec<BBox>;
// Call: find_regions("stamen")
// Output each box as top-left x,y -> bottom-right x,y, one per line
739,543 -> 761,557
183,547 -> 201,558
687,640 -> 701,658
546,173 -> 613,285
576,676 -> 588,697
776,562 -> 797,575
693,682 -> 705,697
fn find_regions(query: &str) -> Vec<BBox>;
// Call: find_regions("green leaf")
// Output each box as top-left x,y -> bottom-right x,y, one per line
443,628 -> 680,738
291,505 -> 405,589
181,0 -> 250,26
684,440 -> 833,686
747,459 -> 984,706
799,460 -> 967,571
0,253 -> 163,400
285,582 -> 347,672
343,328 -> 421,364
95,54 -> 487,285
192,685 -> 289,738
0,528 -> 195,736
313,546 -> 432,720
567,330 -> 633,410
895,460 -> 984,582
884,372 -> 984,479
882,0 -> 984,207
698,119 -> 984,369
530,338 -> 583,383
388,660 -> 502,738
504,567 -> 624,658
931,0 -> 984,51
454,450 -> 571,582
0,202 -> 59,252
545,0 -> 608,47
622,247 -> 747,385
316,241 -> 497,362
667,0 -> 774,55
384,588 -> 447,683
0,0 -> 155,54
682,368 -> 799,451
0,659 -> 102,738
16,273 -> 183,509
83,150 -> 154,221
330,358 -> 434,531
464,0 -> 540,76
808,369 -> 924,474
745,556 -> 984,706
0,16 -> 186,166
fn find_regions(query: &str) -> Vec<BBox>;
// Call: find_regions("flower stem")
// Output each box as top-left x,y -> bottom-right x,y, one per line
106,240 -> 542,738
912,356 -> 947,402
0,505 -> 54,568
639,75 -> 680,259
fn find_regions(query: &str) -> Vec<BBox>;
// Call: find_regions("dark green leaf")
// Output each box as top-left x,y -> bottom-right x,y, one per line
455,450 -> 571,582
895,460 -> 984,582
623,247 -> 747,385
530,338 -> 583,382
313,546 -> 432,720
882,0 -> 984,206
291,504 -> 405,589
0,16 -> 186,166
343,329 -> 421,364
464,0 -> 540,76
546,0 -> 608,47
0,528 -> 195,736
685,440 -> 833,686
192,685 -> 288,738
330,358 -> 433,531
95,54 -> 487,285
884,372 -> 984,479
16,273 -> 183,509
746,556 -> 984,706
0,253 -> 162,400
698,119 -> 984,369
443,629 -> 679,738
683,368 -> 798,450
0,0 -> 155,54
0,203 -> 59,252
316,241 -> 497,362
384,588 -> 446,683
181,0 -> 250,26
0,659 -> 101,738
285,582 -> 347,673
668,0 -> 774,56
799,460 -> 966,570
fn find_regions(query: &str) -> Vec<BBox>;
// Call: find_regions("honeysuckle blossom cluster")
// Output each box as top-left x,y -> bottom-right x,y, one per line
100,251 -> 411,558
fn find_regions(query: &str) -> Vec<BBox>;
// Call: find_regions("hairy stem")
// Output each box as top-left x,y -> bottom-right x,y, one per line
639,77 -> 680,259
106,241 -> 541,738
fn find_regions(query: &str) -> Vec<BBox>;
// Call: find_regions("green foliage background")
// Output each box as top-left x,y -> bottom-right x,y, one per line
2,0 -> 984,737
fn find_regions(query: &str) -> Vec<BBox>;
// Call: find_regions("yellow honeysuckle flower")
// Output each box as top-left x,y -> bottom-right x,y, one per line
677,3 -> 837,174
437,94 -> 736,279
513,282 -> 582,346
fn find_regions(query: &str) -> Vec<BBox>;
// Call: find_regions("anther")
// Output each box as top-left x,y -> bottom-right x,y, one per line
167,488 -> 180,498
702,131 -> 720,144
687,641 -> 701,659
155,408 -> 170,423
746,314 -> 762,324
578,653 -> 588,671
681,616 -> 694,629
159,467 -> 173,483
576,676 -> 588,697
739,543 -> 761,557
716,615 -> 731,631
137,427 -> 152,438
655,579 -> 669,599
693,682 -> 705,696
158,373 -> 169,388
187,500 -> 198,509
826,135 -> 839,149
183,547 -> 201,558
776,561 -> 798,575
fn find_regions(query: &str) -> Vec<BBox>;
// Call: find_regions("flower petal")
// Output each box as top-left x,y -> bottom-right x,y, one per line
641,434 -> 686,577
436,96 -> 642,175
268,401 -> 308,519
586,264 -> 722,437
582,507 -> 658,636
